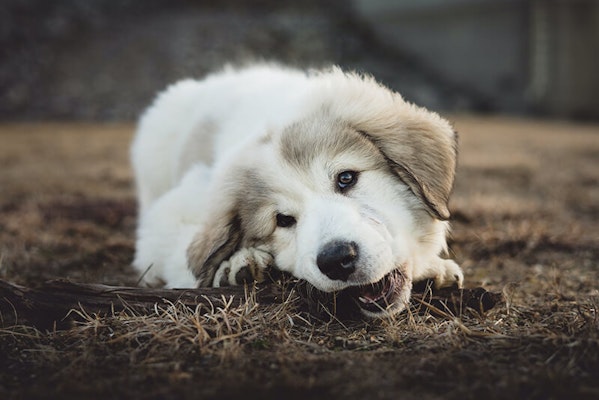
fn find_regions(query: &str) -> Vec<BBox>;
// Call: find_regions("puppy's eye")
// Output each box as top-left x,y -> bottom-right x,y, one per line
337,170 -> 358,191
276,213 -> 297,228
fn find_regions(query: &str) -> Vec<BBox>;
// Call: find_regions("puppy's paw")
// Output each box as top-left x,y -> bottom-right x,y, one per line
434,259 -> 464,289
212,247 -> 274,287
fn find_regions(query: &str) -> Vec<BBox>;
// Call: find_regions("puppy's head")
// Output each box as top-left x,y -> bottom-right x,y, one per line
188,72 -> 457,318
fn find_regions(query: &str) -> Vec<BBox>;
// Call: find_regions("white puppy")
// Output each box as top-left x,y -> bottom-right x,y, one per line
131,64 -> 463,317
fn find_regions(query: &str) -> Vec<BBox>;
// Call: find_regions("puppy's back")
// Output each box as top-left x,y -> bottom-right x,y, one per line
131,64 -> 313,214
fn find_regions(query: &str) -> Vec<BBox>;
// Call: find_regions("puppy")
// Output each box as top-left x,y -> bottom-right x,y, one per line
131,64 -> 463,317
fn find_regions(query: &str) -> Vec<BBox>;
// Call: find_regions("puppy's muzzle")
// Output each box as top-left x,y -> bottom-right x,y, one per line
316,240 -> 358,281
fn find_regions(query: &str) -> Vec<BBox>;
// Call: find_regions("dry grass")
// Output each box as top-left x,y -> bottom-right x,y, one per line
2,292 -> 597,399
1,117 -> 598,399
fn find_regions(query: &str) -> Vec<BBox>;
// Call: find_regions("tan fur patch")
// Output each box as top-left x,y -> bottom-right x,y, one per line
353,107 -> 457,220
186,168 -> 275,286
279,115 -> 386,173
187,214 -> 242,286
279,107 -> 457,220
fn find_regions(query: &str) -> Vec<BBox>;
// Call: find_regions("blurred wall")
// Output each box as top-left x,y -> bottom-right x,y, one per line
1,0 -> 597,120
353,0 -> 599,119
2,0 -> 454,120
528,0 -> 599,118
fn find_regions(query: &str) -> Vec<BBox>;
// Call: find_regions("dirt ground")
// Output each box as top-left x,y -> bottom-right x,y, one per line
0,117 -> 598,399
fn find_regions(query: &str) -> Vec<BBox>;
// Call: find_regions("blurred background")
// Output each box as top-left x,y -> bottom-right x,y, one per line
1,0 -> 598,121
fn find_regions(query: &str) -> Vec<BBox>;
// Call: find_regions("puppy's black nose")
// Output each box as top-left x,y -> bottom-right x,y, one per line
317,241 -> 358,281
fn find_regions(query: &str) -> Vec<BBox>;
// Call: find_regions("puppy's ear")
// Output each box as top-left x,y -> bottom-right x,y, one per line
187,213 -> 242,287
360,109 -> 457,220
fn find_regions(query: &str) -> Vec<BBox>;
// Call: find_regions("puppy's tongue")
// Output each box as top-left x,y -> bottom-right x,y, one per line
352,271 -> 407,313
357,278 -> 392,304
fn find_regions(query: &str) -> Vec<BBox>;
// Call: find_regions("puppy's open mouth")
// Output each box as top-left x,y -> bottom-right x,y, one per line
291,269 -> 409,318
347,269 -> 405,313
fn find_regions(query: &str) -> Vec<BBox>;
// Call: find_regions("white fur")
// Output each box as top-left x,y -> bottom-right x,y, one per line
132,65 -> 314,285
131,64 -> 463,316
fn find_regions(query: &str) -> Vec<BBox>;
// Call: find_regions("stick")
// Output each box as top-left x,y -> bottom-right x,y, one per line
0,279 -> 501,330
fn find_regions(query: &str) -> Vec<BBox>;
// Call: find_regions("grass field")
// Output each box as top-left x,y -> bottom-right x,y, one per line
1,116 -> 598,399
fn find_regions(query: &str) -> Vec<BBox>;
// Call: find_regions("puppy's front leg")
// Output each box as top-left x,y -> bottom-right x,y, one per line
213,246 -> 275,287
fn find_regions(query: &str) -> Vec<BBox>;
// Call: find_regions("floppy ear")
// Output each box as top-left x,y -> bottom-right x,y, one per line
359,108 -> 457,220
187,213 -> 243,287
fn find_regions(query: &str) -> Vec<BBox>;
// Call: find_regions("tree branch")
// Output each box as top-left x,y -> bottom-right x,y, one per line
0,279 -> 501,330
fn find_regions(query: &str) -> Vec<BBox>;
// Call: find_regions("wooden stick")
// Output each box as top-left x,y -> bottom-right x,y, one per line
0,279 -> 501,330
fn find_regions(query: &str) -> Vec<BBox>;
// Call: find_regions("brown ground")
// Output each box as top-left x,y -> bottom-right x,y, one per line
0,117 -> 598,399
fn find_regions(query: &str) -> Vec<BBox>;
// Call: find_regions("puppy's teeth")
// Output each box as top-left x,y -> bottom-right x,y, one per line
358,296 -> 370,304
